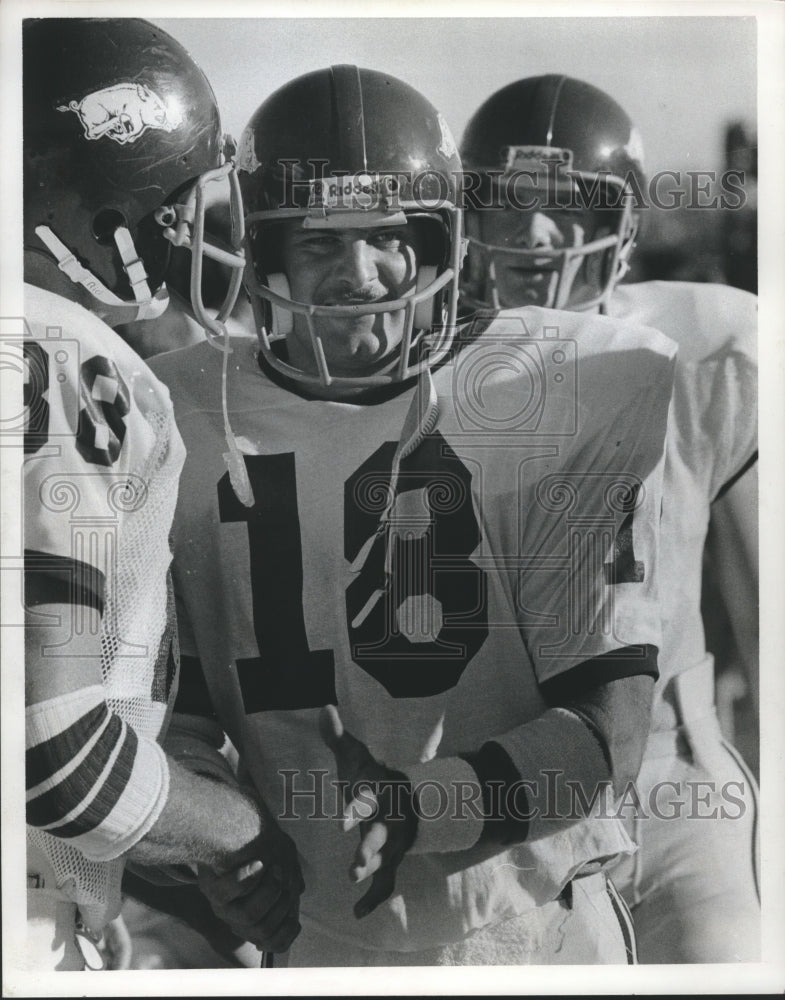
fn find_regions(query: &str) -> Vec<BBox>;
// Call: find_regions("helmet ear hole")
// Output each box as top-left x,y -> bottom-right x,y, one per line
92,208 -> 128,245
414,266 -> 437,328
267,273 -> 293,336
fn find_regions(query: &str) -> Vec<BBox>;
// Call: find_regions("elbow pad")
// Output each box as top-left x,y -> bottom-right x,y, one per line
26,685 -> 169,862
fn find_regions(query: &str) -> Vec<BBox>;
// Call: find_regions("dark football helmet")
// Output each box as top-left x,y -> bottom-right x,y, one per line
460,74 -> 646,313
23,17 -> 244,331
236,64 -> 465,392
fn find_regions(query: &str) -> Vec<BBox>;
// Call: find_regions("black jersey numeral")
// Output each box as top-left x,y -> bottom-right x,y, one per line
345,436 -> 488,697
218,454 -> 337,713
24,350 -> 132,467
76,356 -> 131,467
219,439 -> 489,712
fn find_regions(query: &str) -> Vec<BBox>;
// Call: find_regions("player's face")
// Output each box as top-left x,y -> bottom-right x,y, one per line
478,206 -> 602,307
279,220 -> 421,378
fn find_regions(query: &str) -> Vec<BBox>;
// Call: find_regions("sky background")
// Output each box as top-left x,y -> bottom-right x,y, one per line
155,15 -> 757,177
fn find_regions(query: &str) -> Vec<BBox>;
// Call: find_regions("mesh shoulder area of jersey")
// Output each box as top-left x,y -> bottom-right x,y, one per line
25,283 -> 179,427
23,285 -> 183,928
23,285 -> 184,575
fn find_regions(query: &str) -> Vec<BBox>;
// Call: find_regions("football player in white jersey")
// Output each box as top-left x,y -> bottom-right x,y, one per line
459,74 -> 759,962
151,65 -> 678,967
22,18 -> 303,971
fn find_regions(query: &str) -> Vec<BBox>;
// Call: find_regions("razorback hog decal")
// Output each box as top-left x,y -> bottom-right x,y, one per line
57,83 -> 182,145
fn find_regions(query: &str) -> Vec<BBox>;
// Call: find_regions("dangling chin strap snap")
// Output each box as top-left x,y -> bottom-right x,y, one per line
216,321 -> 254,508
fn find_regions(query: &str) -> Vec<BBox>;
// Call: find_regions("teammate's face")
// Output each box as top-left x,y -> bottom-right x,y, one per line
280,220 -> 421,378
477,206 -> 608,308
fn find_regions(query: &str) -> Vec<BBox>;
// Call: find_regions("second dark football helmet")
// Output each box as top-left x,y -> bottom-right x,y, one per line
460,74 -> 646,313
23,17 -> 244,331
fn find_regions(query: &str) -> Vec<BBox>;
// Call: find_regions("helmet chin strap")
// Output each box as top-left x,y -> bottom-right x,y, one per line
36,221 -> 251,504
34,225 -> 168,323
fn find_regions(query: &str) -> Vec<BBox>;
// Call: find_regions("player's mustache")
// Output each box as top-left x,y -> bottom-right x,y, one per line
318,284 -> 391,306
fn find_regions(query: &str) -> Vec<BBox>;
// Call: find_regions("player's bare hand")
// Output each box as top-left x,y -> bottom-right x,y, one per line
319,704 -> 418,919
197,825 -> 305,952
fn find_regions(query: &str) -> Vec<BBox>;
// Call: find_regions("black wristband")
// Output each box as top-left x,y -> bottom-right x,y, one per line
458,741 -> 530,847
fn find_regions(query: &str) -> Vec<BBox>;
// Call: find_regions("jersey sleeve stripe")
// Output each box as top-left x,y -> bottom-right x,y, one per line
24,548 -> 105,614
38,726 -> 139,839
26,700 -> 108,784
26,712 -> 125,827
539,644 -> 658,705
26,704 -> 114,797
458,740 -> 530,846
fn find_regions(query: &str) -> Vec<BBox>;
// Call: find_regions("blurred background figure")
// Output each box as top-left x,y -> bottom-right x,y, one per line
625,119 -> 757,294
722,121 -> 758,294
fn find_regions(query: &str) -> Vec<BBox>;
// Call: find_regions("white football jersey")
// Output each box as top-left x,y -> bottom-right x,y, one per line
152,306 -> 676,952
24,283 -> 185,929
610,281 -> 757,727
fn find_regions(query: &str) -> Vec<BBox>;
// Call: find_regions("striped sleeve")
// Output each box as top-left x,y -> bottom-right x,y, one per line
26,685 -> 169,862
24,549 -> 106,613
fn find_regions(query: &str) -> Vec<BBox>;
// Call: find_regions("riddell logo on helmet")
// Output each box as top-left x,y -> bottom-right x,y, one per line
503,145 -> 575,172
57,83 -> 183,146
309,174 -> 401,212
277,161 -> 459,211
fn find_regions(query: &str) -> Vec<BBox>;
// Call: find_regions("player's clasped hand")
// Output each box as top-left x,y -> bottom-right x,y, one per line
197,824 -> 305,953
319,705 -> 418,920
